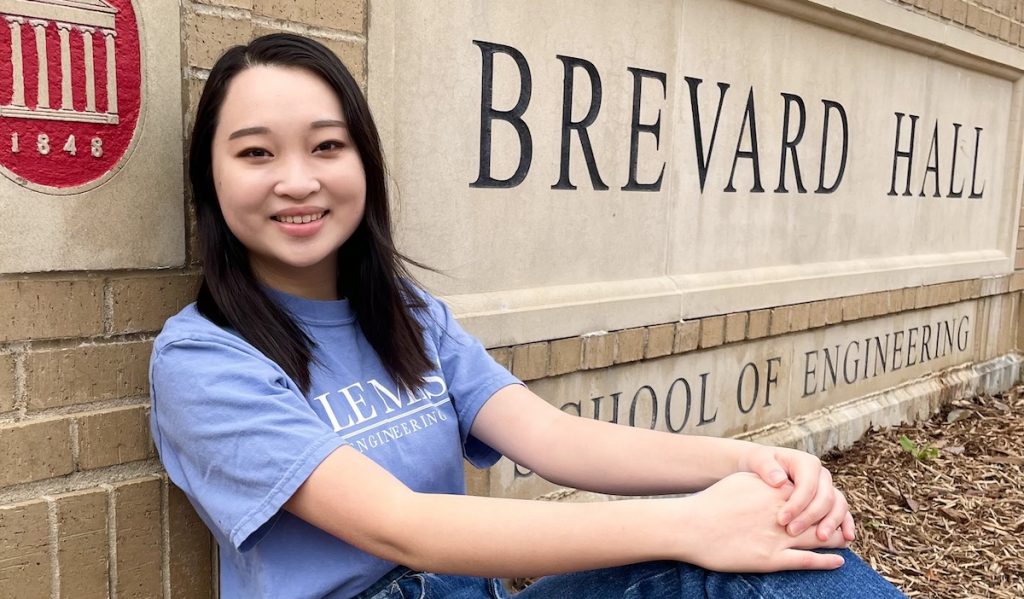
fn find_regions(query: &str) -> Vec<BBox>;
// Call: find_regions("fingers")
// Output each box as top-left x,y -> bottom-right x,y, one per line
777,454 -> 823,527
813,489 -> 852,541
793,518 -> 847,550
840,510 -> 856,542
777,549 -> 845,571
786,467 -> 834,536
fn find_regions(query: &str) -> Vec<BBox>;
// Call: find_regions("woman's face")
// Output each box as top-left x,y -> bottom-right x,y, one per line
210,65 -> 366,298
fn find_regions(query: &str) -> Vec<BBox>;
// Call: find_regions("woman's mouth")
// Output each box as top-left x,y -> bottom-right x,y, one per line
271,210 -> 328,224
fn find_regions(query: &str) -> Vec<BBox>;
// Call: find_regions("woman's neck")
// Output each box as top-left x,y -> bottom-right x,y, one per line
251,257 -> 339,301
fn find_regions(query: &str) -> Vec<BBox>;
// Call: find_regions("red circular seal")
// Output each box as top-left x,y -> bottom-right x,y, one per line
0,0 -> 142,193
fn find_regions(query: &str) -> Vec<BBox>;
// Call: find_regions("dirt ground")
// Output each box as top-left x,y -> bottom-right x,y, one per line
825,384 -> 1023,598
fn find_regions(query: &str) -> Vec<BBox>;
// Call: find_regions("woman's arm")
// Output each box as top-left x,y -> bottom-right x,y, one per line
284,445 -> 847,578
470,385 -> 855,541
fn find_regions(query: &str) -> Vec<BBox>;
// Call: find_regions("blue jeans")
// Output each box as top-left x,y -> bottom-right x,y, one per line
353,549 -> 905,598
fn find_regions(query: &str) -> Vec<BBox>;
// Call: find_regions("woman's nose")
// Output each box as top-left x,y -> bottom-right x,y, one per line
273,158 -> 321,199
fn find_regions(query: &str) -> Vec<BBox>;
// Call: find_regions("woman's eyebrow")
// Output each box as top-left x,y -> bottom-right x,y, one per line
228,126 -> 269,140
311,119 -> 347,129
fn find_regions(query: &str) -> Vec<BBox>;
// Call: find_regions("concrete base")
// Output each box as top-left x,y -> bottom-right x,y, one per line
747,352 -> 1023,455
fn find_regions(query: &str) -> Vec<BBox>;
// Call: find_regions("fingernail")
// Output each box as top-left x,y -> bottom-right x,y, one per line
769,470 -> 786,484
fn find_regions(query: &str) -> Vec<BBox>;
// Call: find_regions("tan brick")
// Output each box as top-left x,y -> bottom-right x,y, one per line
314,0 -> 366,34
187,11 -> 254,70
548,337 -> 582,376
901,287 -> 918,311
0,418 -> 73,486
673,321 -> 700,353
253,0 -> 365,34
583,334 -> 615,369
847,295 -> 871,320
1012,22 -> 1022,46
0,279 -> 103,342
747,310 -> 770,339
644,324 -> 675,359
112,478 -> 162,599
966,5 -> 984,29
615,328 -> 646,364
769,306 -> 791,336
915,285 -> 933,308
698,316 -> 725,349
941,0 -> 964,20
807,300 -> 828,329
76,406 -> 153,470
194,0 -> 252,9
253,0 -> 315,22
980,275 -> 1011,297
512,342 -> 549,381
719,313 -> 742,343
0,354 -> 14,413
487,347 -> 512,371
1016,249 -> 1024,270
789,303 -> 810,332
109,274 -> 197,334
24,341 -> 151,411
0,500 -> 51,599
1000,16 -> 1013,40
1010,272 -> 1024,292
52,489 -> 109,599
463,462 -> 488,498
963,279 -> 982,300
1017,228 -> 1024,249
252,26 -> 366,87
168,484 -> 214,599
824,298 -> 844,324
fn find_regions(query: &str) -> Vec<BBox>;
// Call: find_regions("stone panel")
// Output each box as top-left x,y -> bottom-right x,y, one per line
0,1 -> 184,272
368,0 -> 1023,348
494,301 -> 977,498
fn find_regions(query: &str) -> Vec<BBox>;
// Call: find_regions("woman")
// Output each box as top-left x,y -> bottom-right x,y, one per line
150,33 -> 904,598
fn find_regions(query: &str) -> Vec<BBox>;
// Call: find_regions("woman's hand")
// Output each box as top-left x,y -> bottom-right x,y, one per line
738,445 -> 856,543
678,473 -> 849,573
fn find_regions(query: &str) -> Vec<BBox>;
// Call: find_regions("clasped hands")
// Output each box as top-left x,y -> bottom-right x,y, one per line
739,444 -> 856,543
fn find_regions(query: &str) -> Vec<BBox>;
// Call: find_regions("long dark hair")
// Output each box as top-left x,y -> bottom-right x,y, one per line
189,33 -> 432,394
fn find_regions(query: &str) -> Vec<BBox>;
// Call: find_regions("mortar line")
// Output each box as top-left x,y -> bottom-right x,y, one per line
43,496 -> 60,599
161,477 -> 171,599
102,483 -> 118,599
13,347 -> 27,420
102,279 -> 114,336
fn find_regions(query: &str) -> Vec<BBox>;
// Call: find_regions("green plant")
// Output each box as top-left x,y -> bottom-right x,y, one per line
898,435 -> 940,461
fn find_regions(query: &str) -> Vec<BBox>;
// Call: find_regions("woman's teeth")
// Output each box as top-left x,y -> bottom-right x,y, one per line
273,212 -> 325,224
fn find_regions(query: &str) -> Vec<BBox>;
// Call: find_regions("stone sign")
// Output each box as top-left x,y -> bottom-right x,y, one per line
495,301 -> 976,499
0,0 -> 183,272
368,0 -> 1024,347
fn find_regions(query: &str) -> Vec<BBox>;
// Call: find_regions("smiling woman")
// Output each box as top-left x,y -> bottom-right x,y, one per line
211,66 -> 366,299
148,33 -> 906,599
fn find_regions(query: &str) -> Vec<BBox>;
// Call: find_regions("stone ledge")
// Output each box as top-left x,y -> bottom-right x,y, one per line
499,278 -> 1018,382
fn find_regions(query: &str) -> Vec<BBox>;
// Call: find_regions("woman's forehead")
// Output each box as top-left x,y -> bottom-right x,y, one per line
218,65 -> 345,128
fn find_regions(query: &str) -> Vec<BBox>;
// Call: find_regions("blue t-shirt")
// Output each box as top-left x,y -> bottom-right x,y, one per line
149,288 -> 521,598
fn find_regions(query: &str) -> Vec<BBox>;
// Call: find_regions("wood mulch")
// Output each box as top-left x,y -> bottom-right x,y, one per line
825,384 -> 1024,598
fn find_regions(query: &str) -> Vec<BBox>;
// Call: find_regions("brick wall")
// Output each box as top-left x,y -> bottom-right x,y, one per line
0,0 -> 366,597
0,1 -> 1020,598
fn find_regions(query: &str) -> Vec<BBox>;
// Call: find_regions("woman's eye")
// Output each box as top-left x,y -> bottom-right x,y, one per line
314,140 -> 344,153
238,147 -> 271,158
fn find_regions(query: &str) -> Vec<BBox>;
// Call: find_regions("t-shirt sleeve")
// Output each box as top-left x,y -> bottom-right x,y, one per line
421,292 -> 523,469
149,336 -> 348,552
